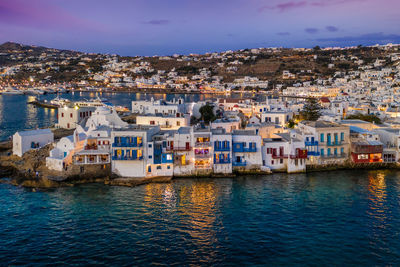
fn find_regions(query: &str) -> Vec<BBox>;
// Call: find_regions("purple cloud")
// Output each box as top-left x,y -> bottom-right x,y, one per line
316,32 -> 400,43
259,0 -> 365,12
144,19 -> 170,25
259,1 -> 307,12
326,26 -> 339,32
305,28 -> 319,34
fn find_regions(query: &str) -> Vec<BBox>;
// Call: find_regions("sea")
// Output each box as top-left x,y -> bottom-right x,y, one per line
1,170 -> 400,265
1,92 -> 400,265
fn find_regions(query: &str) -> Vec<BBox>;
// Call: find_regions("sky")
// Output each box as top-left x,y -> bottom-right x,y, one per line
0,0 -> 399,56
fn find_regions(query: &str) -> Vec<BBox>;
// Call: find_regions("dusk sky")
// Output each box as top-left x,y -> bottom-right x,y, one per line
1,0 -> 399,56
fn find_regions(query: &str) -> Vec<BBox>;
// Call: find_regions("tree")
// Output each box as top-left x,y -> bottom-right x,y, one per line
300,98 -> 322,121
199,103 -> 216,124
287,119 -> 296,128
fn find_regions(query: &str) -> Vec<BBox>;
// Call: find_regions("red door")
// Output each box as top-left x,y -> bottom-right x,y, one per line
186,142 -> 190,150
170,141 -> 174,150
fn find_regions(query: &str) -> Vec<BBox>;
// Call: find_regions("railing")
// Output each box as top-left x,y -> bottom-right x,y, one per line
290,154 -> 308,159
214,147 -> 230,152
326,141 -> 343,146
233,161 -> 246,166
272,154 -> 288,159
112,156 -> 144,161
166,146 -> 192,152
321,153 -> 347,159
112,142 -> 143,148
233,147 -> 257,153
85,145 -> 98,150
195,153 -> 212,158
305,141 -> 319,146
195,141 -> 211,147
214,159 -> 231,164
307,151 -> 320,156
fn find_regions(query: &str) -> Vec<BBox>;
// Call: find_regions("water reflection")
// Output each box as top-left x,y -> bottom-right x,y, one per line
143,180 -> 221,263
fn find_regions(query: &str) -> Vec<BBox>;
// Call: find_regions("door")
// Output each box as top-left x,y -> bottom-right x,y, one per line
186,142 -> 190,150
170,141 -> 174,150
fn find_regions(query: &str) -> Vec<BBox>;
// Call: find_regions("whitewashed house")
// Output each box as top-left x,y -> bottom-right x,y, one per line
13,129 -> 54,157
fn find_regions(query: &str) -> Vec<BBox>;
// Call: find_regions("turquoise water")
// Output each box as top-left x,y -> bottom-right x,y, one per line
1,170 -> 400,265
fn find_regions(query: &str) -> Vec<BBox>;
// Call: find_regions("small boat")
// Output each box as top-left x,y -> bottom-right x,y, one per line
1,86 -> 24,95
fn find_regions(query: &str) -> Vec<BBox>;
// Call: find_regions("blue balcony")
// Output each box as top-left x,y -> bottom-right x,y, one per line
233,146 -> 257,153
214,146 -> 230,152
233,161 -> 246,166
305,141 -> 319,146
112,156 -> 144,161
214,159 -> 231,164
112,142 -> 143,148
307,151 -> 320,156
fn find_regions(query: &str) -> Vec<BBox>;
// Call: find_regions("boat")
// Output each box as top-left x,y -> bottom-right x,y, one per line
1,86 -> 24,95
49,96 -> 71,107
74,96 -> 107,107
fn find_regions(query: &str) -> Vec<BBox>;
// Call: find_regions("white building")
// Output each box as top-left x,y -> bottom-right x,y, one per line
262,133 -> 307,173
13,129 -> 54,157
56,105 -> 96,129
136,114 -> 190,130
232,129 -> 263,170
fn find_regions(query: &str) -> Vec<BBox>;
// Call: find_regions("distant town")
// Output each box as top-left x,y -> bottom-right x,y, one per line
2,41 -> 400,186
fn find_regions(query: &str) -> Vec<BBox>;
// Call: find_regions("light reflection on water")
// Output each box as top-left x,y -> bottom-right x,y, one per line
1,170 -> 400,265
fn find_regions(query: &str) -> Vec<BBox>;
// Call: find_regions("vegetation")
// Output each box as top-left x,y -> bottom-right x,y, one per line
346,113 -> 382,124
300,98 -> 322,121
199,103 -> 216,124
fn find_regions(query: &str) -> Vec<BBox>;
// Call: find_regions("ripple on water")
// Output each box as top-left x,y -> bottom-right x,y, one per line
1,170 -> 400,265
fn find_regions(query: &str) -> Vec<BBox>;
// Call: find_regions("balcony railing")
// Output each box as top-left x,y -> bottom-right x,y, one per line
321,153 -> 347,159
214,147 -> 230,152
272,154 -> 288,159
112,156 -> 144,161
305,141 -> 319,146
233,161 -> 246,166
233,147 -> 257,153
326,141 -> 343,146
290,154 -> 308,159
307,151 -> 320,156
166,146 -> 192,152
112,142 -> 143,148
214,159 -> 231,164
195,153 -> 212,158
195,141 -> 211,147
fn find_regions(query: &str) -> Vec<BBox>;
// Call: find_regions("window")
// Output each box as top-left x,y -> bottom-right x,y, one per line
157,165 -> 162,170
340,132 -> 344,141
166,154 -> 173,160
149,155 -> 152,159
340,148 -> 344,155
327,148 -> 331,156
321,148 -> 324,156
61,113 -> 64,117
280,159 -> 283,164
320,133 -> 324,142
70,113 -> 73,118
176,121 -> 180,126
148,144 -> 152,148
167,165 -> 171,169
150,121 -> 155,125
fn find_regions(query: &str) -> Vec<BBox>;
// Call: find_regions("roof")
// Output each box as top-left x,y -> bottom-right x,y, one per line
350,126 -> 370,134
15,128 -> 53,137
